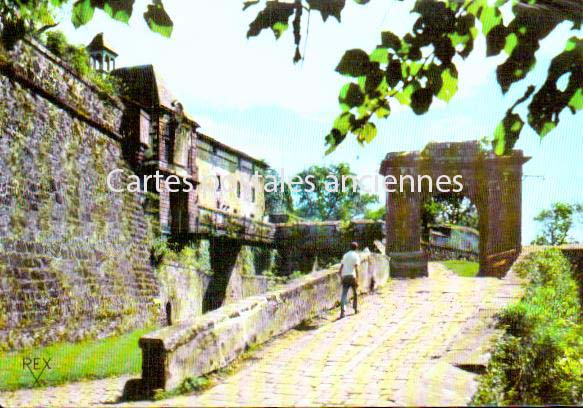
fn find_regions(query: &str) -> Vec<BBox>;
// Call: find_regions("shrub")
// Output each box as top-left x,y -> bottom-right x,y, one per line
472,249 -> 583,405
44,30 -> 120,95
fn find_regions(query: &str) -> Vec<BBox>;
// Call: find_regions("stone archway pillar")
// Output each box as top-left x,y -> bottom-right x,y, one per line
380,141 -> 530,279
382,155 -> 428,278
386,189 -> 428,278
478,157 -> 526,277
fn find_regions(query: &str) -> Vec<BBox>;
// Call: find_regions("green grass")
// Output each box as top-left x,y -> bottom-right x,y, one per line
0,327 -> 156,391
441,260 -> 480,277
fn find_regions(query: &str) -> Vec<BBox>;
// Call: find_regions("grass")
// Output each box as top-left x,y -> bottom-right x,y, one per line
0,327 -> 156,391
441,260 -> 480,277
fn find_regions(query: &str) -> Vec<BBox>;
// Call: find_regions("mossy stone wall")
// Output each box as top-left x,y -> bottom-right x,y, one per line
275,220 -> 384,274
0,39 -> 159,351
156,240 -> 271,323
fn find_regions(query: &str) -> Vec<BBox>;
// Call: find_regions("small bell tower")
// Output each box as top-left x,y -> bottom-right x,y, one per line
86,33 -> 118,73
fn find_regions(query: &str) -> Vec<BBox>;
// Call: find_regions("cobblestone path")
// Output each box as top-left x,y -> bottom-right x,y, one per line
0,263 -> 523,407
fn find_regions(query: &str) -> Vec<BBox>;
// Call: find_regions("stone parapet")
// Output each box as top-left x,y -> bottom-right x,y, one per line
1,38 -> 124,138
274,220 -> 384,274
137,252 -> 390,392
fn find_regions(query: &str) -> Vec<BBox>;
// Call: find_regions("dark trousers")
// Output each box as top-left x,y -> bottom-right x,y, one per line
340,275 -> 358,313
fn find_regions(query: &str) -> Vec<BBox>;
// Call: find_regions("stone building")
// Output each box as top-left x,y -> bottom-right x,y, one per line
112,64 -> 200,237
111,64 -> 269,241
196,134 -> 267,220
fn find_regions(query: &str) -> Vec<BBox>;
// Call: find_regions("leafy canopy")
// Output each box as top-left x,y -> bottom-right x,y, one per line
293,163 -> 378,221
422,193 -> 479,230
3,0 -> 581,157
531,202 -> 582,245
0,0 -> 174,41
243,0 -> 582,155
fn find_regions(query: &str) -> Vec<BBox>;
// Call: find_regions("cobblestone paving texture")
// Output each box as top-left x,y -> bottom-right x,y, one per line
0,263 -> 523,407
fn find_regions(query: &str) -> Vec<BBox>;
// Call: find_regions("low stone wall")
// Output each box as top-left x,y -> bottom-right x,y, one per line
157,242 -> 273,324
275,220 -> 384,274
241,275 -> 269,298
422,243 -> 479,262
157,260 -> 211,325
137,252 -> 390,392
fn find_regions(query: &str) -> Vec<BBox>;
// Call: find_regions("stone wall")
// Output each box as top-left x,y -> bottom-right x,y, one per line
0,39 -> 159,350
137,252 -> 390,392
421,243 -> 479,262
274,220 -> 384,274
157,240 -> 273,324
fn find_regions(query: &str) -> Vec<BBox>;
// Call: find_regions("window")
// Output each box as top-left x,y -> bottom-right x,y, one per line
239,159 -> 253,174
237,182 -> 241,198
170,191 -> 189,235
163,121 -> 174,163
251,187 -> 256,203
216,175 -> 221,191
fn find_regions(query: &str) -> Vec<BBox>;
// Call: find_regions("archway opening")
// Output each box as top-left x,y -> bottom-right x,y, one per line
421,192 -> 480,277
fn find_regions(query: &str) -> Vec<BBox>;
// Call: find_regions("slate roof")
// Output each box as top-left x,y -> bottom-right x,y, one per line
113,65 -> 267,167
112,65 -> 178,111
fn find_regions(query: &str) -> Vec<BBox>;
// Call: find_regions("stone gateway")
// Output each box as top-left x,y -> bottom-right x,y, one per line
380,141 -> 530,278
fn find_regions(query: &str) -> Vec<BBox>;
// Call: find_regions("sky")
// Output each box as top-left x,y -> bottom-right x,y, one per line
56,0 -> 582,244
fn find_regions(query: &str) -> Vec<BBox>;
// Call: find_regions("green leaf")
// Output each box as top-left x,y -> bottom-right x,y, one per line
480,6 -> 502,36
395,83 -> 416,106
504,33 -> 518,55
375,105 -> 390,119
568,89 -> 583,110
436,67 -> 458,102
539,121 -> 556,137
385,60 -> 401,87
247,1 -> 294,38
493,112 -> 523,155
103,0 -> 135,24
333,112 -> 354,134
355,122 -> 377,144
493,122 -> 506,155
144,0 -> 173,37
336,49 -> 374,77
370,47 -> 388,64
410,88 -> 433,114
72,0 -> 95,28
272,21 -> 288,39
565,38 -> 577,51
381,31 -> 401,50
338,82 -> 364,109
307,0 -> 346,22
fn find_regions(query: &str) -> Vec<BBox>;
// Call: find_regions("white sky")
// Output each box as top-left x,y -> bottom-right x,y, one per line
56,0 -> 583,243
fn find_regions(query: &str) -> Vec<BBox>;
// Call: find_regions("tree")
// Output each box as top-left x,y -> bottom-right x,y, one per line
428,193 -> 479,228
532,202 -> 582,245
243,0 -> 582,154
364,204 -> 385,221
293,163 -> 378,221
262,167 -> 294,215
0,0 -> 174,48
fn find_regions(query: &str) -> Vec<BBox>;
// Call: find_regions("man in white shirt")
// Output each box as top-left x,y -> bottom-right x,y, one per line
338,242 -> 360,318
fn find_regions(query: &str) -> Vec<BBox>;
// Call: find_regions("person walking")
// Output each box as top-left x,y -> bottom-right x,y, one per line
339,242 -> 360,318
